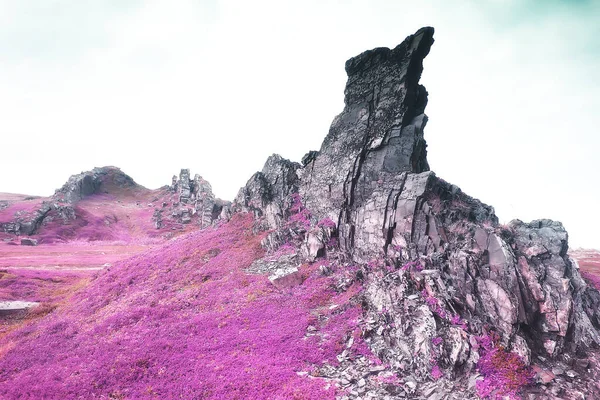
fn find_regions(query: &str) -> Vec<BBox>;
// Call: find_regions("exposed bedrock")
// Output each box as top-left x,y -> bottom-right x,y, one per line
164,169 -> 229,228
233,24 -> 600,375
55,166 -> 137,203
234,154 -> 301,230
1,167 -> 134,236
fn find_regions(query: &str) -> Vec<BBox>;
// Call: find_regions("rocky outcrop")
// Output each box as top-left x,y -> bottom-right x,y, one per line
2,167 -> 228,239
1,203 -> 52,236
55,166 -> 137,203
234,155 -> 300,229
299,27 -> 433,227
233,26 -> 600,397
163,169 -> 230,228
1,167 -> 134,237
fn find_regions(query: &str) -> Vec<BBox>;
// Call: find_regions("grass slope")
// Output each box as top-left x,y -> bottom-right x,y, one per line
0,213 -> 366,399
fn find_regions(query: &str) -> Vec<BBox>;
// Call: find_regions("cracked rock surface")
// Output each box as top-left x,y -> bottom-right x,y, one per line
233,26 -> 600,398
166,169 -> 229,228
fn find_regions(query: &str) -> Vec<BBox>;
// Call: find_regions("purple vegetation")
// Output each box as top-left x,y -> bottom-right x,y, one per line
582,271 -> 600,291
316,218 -> 336,229
0,214 -> 369,399
0,268 -> 92,338
420,289 -> 448,319
0,242 -> 149,269
0,269 -> 89,304
475,333 -> 533,400
431,364 -> 443,380
401,260 -> 423,271
288,193 -> 312,230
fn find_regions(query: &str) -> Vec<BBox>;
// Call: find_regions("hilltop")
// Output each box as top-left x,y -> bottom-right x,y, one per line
0,166 -> 229,244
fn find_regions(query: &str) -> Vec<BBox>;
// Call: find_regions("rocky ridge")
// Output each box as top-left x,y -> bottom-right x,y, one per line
0,167 -> 227,241
0,167 -> 138,237
232,27 -> 600,398
54,166 -> 137,203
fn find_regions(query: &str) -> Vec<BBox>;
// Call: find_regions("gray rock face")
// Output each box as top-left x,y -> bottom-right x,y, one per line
508,220 -> 600,354
20,237 -> 38,246
177,169 -> 192,203
234,154 -> 301,229
1,167 -> 134,237
232,25 -> 600,395
1,203 -> 52,236
55,166 -> 137,203
164,169 -> 229,228
299,27 -> 434,228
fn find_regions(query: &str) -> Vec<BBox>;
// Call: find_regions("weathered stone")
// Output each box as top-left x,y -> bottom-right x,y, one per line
248,253 -> 298,275
1,202 -> 52,236
20,238 -> 38,246
178,169 -> 192,203
55,166 -> 137,203
268,267 -> 303,289
162,169 -> 229,228
511,334 -> 532,365
0,222 -> 20,234
234,154 -> 300,229
0,301 -> 39,316
301,226 -> 332,262
152,209 -> 163,229
229,26 -> 600,397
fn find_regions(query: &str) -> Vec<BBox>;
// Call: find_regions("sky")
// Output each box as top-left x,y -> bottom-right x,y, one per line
0,0 -> 599,248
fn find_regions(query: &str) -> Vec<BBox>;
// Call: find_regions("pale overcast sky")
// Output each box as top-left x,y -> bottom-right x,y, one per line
0,0 -> 599,248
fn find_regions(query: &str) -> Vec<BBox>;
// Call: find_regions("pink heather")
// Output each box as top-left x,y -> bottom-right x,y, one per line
475,333 -> 533,399
0,214 -> 373,399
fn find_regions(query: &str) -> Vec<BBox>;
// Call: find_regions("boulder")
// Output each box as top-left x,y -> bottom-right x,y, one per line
268,267 -> 303,289
0,301 -> 39,316
20,238 -> 38,246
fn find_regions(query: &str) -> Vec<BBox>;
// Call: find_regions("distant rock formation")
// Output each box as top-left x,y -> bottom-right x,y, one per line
155,169 -> 230,229
233,26 -> 600,396
0,167 -> 137,237
54,166 -> 138,203
1,167 -> 227,239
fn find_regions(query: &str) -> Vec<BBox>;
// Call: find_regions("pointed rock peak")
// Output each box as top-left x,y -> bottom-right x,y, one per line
260,154 -> 301,181
301,26 -> 434,222
262,154 -> 299,171
344,26 -> 434,79
226,26 -> 600,393
234,154 -> 300,229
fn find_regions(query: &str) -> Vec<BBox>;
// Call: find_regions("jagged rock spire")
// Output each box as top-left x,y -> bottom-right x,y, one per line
300,27 -> 434,226
234,26 -> 600,378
